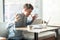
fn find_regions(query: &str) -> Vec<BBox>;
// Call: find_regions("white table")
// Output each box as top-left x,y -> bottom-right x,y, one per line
16,27 -> 59,40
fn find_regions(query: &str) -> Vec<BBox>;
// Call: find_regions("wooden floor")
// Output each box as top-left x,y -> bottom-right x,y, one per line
37,36 -> 55,40
57,36 -> 60,40
56,35 -> 60,40
38,35 -> 60,40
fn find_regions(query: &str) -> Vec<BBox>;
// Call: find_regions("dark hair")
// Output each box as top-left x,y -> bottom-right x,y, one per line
23,3 -> 34,10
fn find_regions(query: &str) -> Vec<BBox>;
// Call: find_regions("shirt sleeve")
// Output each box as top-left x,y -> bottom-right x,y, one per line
7,22 -> 15,38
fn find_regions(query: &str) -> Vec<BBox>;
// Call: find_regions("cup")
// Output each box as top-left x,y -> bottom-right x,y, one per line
43,24 -> 47,28
27,25 -> 33,30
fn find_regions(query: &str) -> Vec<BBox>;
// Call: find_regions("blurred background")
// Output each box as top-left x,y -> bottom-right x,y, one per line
4,0 -> 42,22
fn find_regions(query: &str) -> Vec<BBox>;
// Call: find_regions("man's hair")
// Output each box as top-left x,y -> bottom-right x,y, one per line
23,3 -> 34,10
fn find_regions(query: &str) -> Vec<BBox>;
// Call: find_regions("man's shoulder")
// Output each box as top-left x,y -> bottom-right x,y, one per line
16,13 -> 21,15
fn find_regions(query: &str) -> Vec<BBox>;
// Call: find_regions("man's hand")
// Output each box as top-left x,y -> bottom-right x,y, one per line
15,14 -> 21,22
31,14 -> 38,21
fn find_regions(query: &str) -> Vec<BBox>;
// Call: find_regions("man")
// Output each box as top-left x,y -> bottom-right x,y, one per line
15,3 -> 37,27
8,3 -> 37,40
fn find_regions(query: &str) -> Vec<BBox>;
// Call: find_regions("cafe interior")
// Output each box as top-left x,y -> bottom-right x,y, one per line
0,0 -> 60,40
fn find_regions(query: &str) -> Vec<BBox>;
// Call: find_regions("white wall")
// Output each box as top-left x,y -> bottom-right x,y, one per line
0,0 -> 3,22
43,0 -> 60,26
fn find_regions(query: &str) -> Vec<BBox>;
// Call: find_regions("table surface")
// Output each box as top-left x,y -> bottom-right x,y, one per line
16,26 -> 59,33
0,37 -> 6,40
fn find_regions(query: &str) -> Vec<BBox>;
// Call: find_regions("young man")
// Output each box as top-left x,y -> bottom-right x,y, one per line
15,3 -> 37,27
7,3 -> 37,40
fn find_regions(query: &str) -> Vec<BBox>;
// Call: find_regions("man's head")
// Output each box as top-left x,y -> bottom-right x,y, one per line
23,3 -> 34,17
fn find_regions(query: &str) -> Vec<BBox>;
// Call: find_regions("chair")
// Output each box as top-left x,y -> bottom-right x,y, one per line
0,22 -> 8,38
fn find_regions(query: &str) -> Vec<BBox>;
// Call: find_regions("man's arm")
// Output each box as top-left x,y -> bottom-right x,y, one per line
27,19 -> 34,25
27,15 -> 37,25
7,22 -> 16,38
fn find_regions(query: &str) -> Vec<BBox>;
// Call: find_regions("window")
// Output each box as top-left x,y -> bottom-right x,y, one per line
5,0 -> 42,22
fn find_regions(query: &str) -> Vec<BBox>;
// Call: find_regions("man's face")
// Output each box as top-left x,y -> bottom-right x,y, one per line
25,8 -> 33,16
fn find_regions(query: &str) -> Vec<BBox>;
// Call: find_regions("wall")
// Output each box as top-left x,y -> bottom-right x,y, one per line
43,0 -> 60,35
43,0 -> 60,26
0,0 -> 3,22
